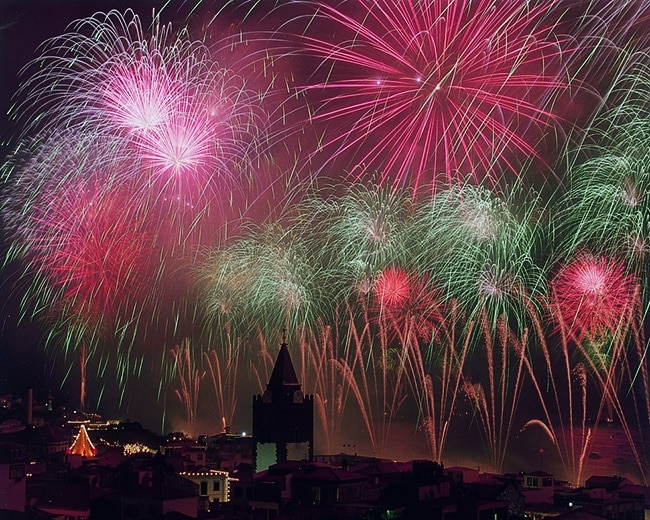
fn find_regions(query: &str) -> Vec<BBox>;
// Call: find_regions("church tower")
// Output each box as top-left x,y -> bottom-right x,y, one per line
252,337 -> 314,472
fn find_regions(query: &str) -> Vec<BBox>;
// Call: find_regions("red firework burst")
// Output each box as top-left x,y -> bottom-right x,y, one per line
373,267 -> 443,342
374,266 -> 411,310
550,253 -> 636,342
295,0 -> 570,191
25,180 -> 151,324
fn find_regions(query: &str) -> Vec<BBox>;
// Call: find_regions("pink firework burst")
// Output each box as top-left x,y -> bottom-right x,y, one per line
104,53 -> 261,208
295,0 -> 570,192
109,61 -> 257,203
17,10 -> 263,208
101,59 -> 180,134
550,253 -> 637,342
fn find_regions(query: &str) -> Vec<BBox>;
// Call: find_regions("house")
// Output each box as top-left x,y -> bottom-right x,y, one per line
180,469 -> 232,511
203,432 -> 253,472
290,461 -> 366,506
3,425 -> 69,461
229,462 -> 253,517
31,472 -> 96,520
524,470 -> 555,490
90,456 -> 199,520
161,439 -> 208,472
249,460 -> 299,518
0,444 -> 26,513
553,474 -> 646,520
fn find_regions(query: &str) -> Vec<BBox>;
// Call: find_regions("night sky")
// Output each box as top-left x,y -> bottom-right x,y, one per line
1,0 -> 649,485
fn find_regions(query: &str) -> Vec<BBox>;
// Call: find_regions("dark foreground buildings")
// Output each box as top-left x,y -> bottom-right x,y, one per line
1,341 -> 649,519
252,339 -> 314,473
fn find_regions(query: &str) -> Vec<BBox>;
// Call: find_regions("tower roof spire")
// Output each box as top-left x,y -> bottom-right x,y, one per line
267,333 -> 300,392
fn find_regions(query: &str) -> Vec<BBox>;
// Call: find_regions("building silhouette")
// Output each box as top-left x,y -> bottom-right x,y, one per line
252,337 -> 314,472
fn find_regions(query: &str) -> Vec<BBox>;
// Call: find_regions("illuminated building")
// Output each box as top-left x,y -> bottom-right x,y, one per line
68,424 -> 96,458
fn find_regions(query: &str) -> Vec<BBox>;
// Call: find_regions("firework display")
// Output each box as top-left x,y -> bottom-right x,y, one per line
282,0 -> 583,190
2,0 -> 650,485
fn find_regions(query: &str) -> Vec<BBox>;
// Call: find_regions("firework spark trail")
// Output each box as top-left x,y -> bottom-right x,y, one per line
373,268 -> 435,450
559,270 -> 642,481
396,304 -> 471,463
551,272 -> 647,483
204,326 -> 240,431
520,284 -> 647,485
462,313 -> 528,473
171,339 -> 206,439
329,296 -> 413,456
287,0 -> 573,192
249,328 -> 280,397
518,309 -> 591,486
79,343 -> 87,413
560,119 -> 650,268
295,320 -> 348,455
196,247 -> 255,330
629,299 -> 650,424
561,2 -> 650,134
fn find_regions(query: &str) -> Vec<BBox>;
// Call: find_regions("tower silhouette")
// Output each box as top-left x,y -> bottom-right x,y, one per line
252,336 -> 314,472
